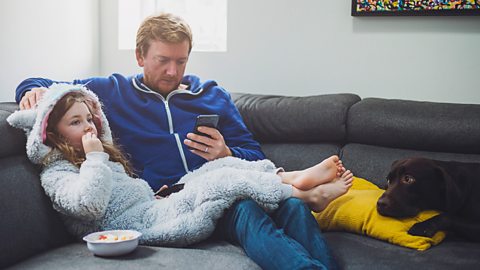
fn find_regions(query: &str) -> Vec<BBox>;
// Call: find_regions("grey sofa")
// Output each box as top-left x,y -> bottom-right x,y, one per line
2,93 -> 480,269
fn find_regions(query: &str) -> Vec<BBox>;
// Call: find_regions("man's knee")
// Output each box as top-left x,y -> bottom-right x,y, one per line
220,199 -> 266,240
279,197 -> 310,216
215,199 -> 258,242
230,199 -> 259,215
282,197 -> 305,208
224,199 -> 269,225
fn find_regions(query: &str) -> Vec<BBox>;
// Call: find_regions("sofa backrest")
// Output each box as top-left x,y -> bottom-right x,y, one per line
0,102 -> 72,268
233,94 -> 480,188
348,98 -> 480,155
232,93 -> 360,144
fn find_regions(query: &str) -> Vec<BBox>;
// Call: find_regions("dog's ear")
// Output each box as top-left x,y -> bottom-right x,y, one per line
391,159 -> 402,168
389,159 -> 407,175
391,158 -> 411,170
435,166 -> 464,213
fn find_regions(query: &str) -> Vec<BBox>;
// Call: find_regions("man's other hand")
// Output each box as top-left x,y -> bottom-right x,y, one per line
19,88 -> 46,110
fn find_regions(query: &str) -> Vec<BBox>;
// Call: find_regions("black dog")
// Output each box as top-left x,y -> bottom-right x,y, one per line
376,157 -> 480,241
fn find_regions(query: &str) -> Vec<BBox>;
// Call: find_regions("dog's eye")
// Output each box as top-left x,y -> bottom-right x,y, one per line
402,175 -> 415,184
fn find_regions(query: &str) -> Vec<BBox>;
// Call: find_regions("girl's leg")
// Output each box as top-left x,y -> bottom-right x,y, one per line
272,197 -> 339,270
214,199 -> 327,270
279,155 -> 345,190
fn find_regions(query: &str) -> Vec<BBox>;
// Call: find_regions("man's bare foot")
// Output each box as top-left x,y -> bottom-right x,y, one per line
279,155 -> 346,190
293,170 -> 353,213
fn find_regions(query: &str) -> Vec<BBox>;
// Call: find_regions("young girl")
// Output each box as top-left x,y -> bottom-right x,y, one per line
8,84 -> 352,269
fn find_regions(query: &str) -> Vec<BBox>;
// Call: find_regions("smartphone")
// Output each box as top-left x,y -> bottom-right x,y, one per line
155,183 -> 185,197
193,114 -> 220,138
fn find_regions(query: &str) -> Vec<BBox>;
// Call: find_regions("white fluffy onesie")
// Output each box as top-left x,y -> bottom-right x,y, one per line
7,84 -> 291,247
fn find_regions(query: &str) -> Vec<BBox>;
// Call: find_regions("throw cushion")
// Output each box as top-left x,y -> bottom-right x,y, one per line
312,177 -> 446,251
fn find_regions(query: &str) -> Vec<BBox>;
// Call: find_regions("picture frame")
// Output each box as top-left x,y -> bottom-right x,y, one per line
352,0 -> 480,16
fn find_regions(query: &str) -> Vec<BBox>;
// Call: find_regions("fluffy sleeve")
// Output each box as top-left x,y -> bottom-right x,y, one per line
40,152 -> 113,221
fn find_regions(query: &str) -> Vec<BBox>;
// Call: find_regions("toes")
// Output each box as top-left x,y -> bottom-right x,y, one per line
341,170 -> 354,182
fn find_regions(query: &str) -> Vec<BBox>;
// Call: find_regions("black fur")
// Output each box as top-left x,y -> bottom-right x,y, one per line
376,157 -> 480,241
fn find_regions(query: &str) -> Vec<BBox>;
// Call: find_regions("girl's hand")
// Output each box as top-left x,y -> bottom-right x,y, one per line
82,132 -> 104,153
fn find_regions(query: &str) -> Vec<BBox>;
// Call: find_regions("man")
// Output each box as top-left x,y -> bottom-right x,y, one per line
17,13 -> 338,269
16,14 -> 263,192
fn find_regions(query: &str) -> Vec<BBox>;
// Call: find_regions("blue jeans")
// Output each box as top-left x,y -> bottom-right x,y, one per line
214,198 -> 338,270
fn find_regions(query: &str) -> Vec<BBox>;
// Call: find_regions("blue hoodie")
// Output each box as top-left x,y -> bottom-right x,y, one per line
16,74 -> 265,191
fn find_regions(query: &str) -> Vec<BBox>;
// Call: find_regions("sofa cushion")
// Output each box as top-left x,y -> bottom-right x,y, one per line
325,232 -> 480,270
347,98 -> 480,154
232,93 -> 360,143
6,241 -> 260,270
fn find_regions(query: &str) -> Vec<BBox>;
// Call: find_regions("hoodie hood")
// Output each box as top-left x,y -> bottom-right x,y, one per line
133,74 -> 217,94
7,83 -> 112,164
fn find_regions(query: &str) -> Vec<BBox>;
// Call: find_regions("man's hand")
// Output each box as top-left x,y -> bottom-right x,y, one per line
184,126 -> 232,161
82,132 -> 104,154
19,88 -> 46,110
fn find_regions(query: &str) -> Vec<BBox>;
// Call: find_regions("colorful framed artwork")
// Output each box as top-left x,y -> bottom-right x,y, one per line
352,0 -> 480,16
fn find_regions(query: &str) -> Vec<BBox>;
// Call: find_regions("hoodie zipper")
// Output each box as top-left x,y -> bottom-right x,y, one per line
132,78 -> 204,174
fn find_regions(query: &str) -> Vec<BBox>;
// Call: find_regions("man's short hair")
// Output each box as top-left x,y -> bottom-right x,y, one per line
136,13 -> 193,56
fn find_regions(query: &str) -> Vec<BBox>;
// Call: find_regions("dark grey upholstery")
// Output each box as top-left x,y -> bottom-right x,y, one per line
2,92 -> 480,269
231,93 -> 360,143
1,104 -> 72,268
347,98 -> 480,154
232,93 -> 480,269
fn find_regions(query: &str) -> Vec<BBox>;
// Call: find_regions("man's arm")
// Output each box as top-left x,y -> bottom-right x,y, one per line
217,92 -> 265,161
15,77 -> 116,109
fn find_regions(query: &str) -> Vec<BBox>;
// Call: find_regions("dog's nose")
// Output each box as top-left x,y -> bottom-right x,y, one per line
377,198 -> 390,211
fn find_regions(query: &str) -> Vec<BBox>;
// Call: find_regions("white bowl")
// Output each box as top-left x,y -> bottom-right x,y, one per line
83,230 -> 142,257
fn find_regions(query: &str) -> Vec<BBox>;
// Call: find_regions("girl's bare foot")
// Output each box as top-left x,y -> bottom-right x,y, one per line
280,155 -> 346,190
293,170 -> 353,213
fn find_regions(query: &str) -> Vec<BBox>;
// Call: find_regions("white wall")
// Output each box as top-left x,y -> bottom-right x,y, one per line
2,1 -> 479,104
100,0 -> 480,104
0,0 -> 99,102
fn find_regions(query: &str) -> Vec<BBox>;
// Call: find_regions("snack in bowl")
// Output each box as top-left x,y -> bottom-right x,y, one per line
83,230 -> 142,256
98,233 -> 134,242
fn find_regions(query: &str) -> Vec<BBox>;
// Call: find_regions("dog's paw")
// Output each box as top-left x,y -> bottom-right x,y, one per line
408,220 -> 439,238
408,214 -> 448,238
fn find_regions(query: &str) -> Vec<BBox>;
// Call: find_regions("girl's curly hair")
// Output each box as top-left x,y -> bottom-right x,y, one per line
44,91 -> 134,176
